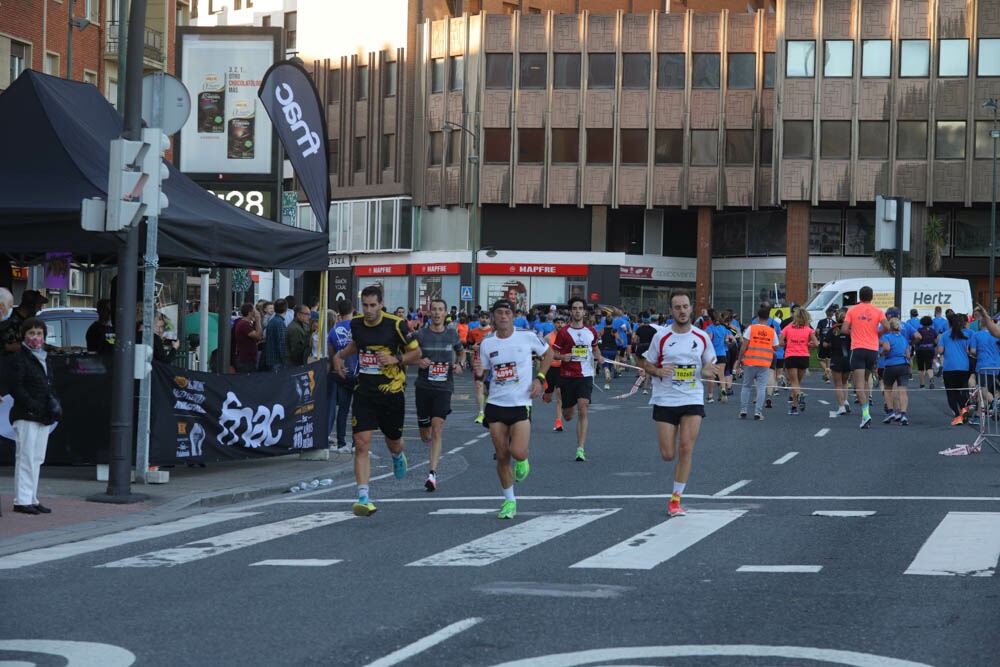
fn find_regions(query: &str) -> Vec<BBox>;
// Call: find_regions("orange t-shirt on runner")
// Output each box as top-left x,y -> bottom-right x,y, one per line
844,302 -> 885,351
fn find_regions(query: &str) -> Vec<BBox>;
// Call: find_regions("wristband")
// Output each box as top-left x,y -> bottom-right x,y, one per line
535,373 -> 546,381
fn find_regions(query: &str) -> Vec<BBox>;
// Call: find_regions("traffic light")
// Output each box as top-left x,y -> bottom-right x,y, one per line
104,129 -> 170,232
139,127 -> 170,217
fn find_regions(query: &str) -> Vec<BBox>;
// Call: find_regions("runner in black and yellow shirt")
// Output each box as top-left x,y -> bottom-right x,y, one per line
333,285 -> 422,516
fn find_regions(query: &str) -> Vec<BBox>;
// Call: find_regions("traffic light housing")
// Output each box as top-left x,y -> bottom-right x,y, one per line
139,127 -> 170,217
104,129 -> 170,232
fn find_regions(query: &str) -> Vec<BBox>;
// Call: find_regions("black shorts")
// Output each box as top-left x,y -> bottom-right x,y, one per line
883,364 -> 911,387
544,367 -> 562,395
352,391 -> 405,441
850,348 -> 879,372
415,386 -> 452,426
915,349 -> 935,370
774,357 -> 785,369
483,403 -> 530,428
560,376 -> 593,408
830,357 -> 851,374
784,356 -> 809,370
817,345 -> 832,360
653,404 -> 706,425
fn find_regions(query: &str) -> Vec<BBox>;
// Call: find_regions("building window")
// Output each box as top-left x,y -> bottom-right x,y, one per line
588,54 -> 616,89
554,53 -> 581,89
620,129 -> 648,164
979,39 -> 1000,76
690,130 -> 718,165
518,128 -> 545,163
447,131 -> 462,166
353,137 -> 367,172
820,121 -> 851,158
786,41 -> 816,77
450,55 -> 464,90
486,54 -> 513,88
976,121 -> 999,159
429,132 -> 444,166
783,121 -> 813,158
810,209 -> 843,256
328,139 -> 338,174
900,40 -> 929,77
519,53 -> 546,89
328,69 -> 341,101
622,53 -> 650,89
382,134 -> 395,170
502,1 -> 517,13
760,130 -> 773,165
654,129 -> 683,164
728,53 -> 755,89
938,39 -> 968,77
356,65 -> 368,100
484,128 -> 511,163
858,121 -> 889,159
384,61 -> 397,97
824,41 -> 853,77
44,52 -> 60,77
692,53 -> 720,89
9,41 -> 28,84
657,53 -> 684,89
862,40 -> 891,77
586,128 -> 613,163
763,53 -> 775,88
935,121 -> 966,159
845,209 -> 875,256
725,130 -> 754,164
284,11 -> 297,51
897,121 -> 928,159
551,128 -> 579,163
431,58 -> 445,93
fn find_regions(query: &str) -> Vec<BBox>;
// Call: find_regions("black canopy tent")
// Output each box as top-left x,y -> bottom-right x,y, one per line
0,70 -> 327,269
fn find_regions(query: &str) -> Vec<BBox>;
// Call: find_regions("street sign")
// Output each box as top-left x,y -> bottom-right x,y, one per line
461,285 -> 473,301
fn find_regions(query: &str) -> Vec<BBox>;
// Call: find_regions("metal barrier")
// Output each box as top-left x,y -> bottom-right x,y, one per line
968,369 -> 1000,454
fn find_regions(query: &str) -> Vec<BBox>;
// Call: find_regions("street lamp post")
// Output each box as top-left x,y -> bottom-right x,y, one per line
66,0 -> 90,80
986,98 -> 998,314
443,120 -> 479,313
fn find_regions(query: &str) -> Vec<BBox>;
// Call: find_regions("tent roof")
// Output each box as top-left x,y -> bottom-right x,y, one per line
0,70 -> 328,270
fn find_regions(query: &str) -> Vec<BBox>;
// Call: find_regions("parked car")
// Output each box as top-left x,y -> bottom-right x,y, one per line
37,307 -> 97,351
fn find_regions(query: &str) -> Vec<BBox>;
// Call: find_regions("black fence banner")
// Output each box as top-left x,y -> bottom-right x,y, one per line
258,61 -> 330,234
151,360 -> 328,464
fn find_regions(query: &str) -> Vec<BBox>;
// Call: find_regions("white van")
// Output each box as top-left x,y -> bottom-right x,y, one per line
805,278 -> 973,322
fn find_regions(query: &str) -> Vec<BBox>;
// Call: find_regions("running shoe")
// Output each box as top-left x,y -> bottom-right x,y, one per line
754,412 -> 764,421
575,447 -> 586,462
553,419 -> 564,432
353,497 -> 377,517
900,415 -> 909,426
706,396 -> 714,403
474,412 -> 484,424
844,402 -> 852,414
798,397 -> 806,412
498,500 -> 517,519
604,383 -> 610,390
836,406 -> 848,416
951,415 -> 965,426
642,388 -> 649,395
720,392 -> 728,404
514,458 -> 531,483
882,412 -> 896,424
392,453 -> 408,479
860,414 -> 872,429
824,375 -> 831,384
739,410 -> 747,419
789,406 -> 799,416
968,416 -> 981,426
884,404 -> 892,414
892,413 -> 903,422
667,497 -> 686,517
764,397 -> 773,409
425,474 -> 437,492
929,380 -> 935,389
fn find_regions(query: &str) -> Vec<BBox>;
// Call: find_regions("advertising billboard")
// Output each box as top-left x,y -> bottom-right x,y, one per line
176,27 -> 282,179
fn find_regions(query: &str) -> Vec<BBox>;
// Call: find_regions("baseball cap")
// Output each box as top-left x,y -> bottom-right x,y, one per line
20,290 -> 48,308
886,308 -> 900,317
910,309 -> 919,317
491,299 -> 515,313
549,304 -> 557,311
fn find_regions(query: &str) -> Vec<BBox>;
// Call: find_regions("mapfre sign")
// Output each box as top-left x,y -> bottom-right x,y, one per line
478,263 -> 588,276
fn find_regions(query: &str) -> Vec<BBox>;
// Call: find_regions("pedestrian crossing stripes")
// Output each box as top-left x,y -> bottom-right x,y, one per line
904,512 -> 1000,576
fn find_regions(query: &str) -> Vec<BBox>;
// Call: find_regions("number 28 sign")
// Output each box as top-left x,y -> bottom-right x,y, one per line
206,188 -> 273,218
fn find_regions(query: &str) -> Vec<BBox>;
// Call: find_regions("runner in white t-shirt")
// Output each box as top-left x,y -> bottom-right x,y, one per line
474,299 -> 553,520
639,289 -> 717,518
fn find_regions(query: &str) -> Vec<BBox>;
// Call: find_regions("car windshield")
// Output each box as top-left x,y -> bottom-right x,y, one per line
805,290 -> 838,312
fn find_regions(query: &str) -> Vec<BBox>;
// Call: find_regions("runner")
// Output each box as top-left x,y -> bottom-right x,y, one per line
468,311 -> 493,424
841,285 -> 890,429
879,317 -> 911,425
639,289 -> 716,517
552,297 -> 602,462
815,305 -> 837,383
937,312 -> 974,425
827,309 -> 853,415
632,312 -> 659,395
332,285 -> 422,517
542,315 -> 567,430
705,312 -> 730,404
598,315 -> 621,391
413,298 -> 466,492
779,308 -> 818,415
970,305 -> 1000,416
735,304 -> 778,420
473,299 -> 553,519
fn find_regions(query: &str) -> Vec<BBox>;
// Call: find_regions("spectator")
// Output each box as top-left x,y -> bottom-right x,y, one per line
1,290 -> 48,353
286,305 -> 312,367
233,303 -> 263,374
261,299 -> 288,371
283,295 -> 297,326
86,299 -> 115,354
327,300 -> 357,449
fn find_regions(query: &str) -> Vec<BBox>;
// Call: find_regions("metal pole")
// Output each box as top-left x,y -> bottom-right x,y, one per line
199,269 -> 210,371
116,0 -> 128,112
66,0 -> 75,80
471,132 -> 480,313
990,102 -> 998,315
894,197 -> 904,314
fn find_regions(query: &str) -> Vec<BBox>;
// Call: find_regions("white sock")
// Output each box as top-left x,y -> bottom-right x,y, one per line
503,485 -> 515,502
672,482 -> 686,497
391,451 -> 402,461
357,484 -> 369,500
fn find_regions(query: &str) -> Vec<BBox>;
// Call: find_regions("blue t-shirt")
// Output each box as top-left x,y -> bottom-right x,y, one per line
939,330 -> 971,372
881,332 -> 909,366
970,329 -> 1000,375
706,324 -> 729,357
614,317 -> 631,346
904,317 -> 921,341
932,316 -> 949,335
535,320 -> 555,337
327,320 -> 358,380
514,316 -> 529,329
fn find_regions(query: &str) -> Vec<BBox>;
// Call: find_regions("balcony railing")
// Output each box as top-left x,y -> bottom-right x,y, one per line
106,21 -> 164,63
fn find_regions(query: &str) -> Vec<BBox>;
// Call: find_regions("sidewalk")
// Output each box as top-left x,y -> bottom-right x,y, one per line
0,448 -> 356,551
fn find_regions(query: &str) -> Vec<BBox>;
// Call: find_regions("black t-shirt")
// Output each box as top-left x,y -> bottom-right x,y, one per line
350,313 -> 418,396
634,324 -> 657,353
86,321 -> 116,353
599,326 -> 618,351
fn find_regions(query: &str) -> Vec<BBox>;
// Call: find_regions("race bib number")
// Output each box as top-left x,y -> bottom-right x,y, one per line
672,364 -> 696,388
428,362 -> 449,381
358,350 -> 381,375
571,345 -> 589,363
493,362 -> 519,386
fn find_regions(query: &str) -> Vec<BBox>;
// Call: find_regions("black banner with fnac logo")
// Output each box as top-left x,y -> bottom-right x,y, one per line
150,360 -> 327,464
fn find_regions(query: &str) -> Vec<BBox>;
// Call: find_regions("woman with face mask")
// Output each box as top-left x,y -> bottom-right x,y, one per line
9,317 -> 61,515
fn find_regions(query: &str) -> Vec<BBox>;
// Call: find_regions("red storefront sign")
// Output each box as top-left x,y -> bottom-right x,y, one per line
478,263 -> 588,276
620,266 -> 654,279
412,263 -> 460,275
355,264 -> 408,277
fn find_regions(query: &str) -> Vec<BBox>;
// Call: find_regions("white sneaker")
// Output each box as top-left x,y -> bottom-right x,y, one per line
836,406 -> 847,416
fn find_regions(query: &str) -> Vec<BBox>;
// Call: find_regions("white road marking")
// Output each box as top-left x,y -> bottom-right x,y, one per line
814,428 -> 830,437
363,617 -> 482,667
98,512 -> 355,568
905,512 -> 1000,576
0,511 -> 258,570
737,565 -> 822,573
714,480 -> 751,496
477,432 -> 490,438
430,508 -> 497,515
813,510 -> 876,517
817,399 -> 830,405
570,510 -> 746,570
462,439 -> 480,446
285,493 -> 1000,503
0,640 -> 136,666
407,509 -> 619,567
451,446 -> 464,453
250,559 -> 341,567
772,452 -> 798,465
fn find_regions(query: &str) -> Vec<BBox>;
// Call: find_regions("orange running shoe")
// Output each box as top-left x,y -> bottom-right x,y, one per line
667,495 -> 686,517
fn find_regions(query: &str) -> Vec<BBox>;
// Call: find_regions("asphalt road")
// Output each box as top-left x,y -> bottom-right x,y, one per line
2,369 -> 999,666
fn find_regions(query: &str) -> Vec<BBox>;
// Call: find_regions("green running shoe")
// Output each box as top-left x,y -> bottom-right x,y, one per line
497,500 -> 517,519
474,412 -> 484,424
392,453 -> 408,479
575,447 -> 586,462
513,458 -> 530,483
353,497 -> 377,517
